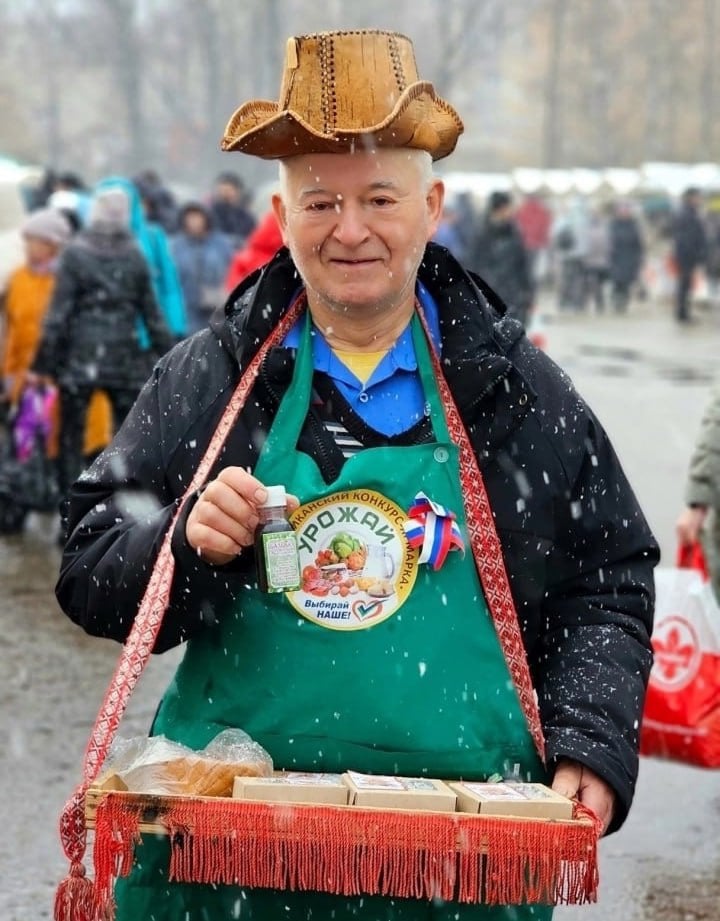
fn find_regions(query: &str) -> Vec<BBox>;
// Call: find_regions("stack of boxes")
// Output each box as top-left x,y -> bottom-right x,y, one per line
233,770 -> 573,818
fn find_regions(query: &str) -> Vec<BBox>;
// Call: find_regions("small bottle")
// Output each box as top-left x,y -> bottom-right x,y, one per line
254,485 -> 301,593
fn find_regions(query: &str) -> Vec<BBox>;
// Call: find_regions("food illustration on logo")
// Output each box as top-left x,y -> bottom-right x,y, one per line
288,489 -> 418,630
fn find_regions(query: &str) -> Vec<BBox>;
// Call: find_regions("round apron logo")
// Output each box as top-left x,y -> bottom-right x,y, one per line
288,489 -> 418,630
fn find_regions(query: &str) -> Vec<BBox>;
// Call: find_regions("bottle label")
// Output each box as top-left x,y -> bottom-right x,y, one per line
261,531 -> 301,592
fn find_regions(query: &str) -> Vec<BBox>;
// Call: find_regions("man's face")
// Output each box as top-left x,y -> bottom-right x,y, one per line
272,148 -> 444,317
183,209 -> 209,237
216,181 -> 239,204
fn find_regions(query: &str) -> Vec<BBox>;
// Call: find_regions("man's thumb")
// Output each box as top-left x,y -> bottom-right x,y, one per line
551,760 -> 582,799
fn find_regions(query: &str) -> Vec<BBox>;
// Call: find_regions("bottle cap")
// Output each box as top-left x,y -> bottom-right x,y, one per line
261,485 -> 287,508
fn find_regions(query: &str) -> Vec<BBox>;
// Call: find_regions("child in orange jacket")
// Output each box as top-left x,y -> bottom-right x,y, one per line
2,208 -> 112,461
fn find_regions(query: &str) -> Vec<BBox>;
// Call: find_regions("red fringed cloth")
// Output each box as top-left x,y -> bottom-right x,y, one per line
88,792 -> 600,915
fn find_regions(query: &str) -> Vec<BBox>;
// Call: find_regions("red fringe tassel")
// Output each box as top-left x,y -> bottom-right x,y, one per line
54,862 -> 96,921
90,793 -> 600,916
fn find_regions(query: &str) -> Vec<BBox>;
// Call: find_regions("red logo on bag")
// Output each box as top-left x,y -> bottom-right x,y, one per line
651,616 -> 701,691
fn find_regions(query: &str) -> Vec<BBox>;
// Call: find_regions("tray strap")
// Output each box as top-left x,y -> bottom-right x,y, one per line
55,295 -> 305,921
416,304 -> 545,758
56,295 -> 547,920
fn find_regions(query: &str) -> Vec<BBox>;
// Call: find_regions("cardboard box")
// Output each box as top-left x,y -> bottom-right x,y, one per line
449,781 -> 573,819
232,772 -> 350,805
343,771 -> 457,813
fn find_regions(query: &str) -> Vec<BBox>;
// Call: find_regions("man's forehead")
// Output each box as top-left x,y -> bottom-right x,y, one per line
282,148 -> 424,188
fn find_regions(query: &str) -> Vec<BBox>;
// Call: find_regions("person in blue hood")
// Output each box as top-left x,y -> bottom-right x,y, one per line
94,176 -> 187,342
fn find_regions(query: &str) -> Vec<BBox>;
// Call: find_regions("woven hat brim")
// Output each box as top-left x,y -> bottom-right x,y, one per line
221,82 -> 463,162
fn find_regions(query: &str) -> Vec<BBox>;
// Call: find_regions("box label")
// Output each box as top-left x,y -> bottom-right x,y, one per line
462,782 -> 527,801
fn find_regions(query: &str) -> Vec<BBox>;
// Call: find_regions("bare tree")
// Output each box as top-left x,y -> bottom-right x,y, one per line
701,0 -> 718,158
2,0 -> 718,186
583,1 -> 613,167
541,0 -> 566,167
426,0 -> 502,96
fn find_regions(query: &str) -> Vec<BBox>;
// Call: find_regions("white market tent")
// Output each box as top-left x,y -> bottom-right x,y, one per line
0,156 -> 40,184
639,161 -> 720,196
513,167 -> 642,196
601,168 -> 641,196
440,170 -> 513,201
442,167 -> 644,200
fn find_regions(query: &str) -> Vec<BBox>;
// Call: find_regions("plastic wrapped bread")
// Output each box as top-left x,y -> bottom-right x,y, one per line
97,728 -> 273,797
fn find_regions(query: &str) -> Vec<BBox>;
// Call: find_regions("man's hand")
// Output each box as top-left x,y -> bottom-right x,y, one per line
186,467 -> 299,566
676,505 -> 707,546
551,759 -> 616,834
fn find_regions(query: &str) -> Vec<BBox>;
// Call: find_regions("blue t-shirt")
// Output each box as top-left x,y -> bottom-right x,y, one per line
284,282 -> 441,436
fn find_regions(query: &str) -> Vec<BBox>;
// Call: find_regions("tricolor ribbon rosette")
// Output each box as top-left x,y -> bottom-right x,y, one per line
403,492 -> 465,570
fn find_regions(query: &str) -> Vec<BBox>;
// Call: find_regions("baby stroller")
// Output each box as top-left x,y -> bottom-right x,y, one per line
0,382 -> 60,533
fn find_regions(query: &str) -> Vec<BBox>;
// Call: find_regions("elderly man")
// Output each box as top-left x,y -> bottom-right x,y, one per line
56,30 -> 657,921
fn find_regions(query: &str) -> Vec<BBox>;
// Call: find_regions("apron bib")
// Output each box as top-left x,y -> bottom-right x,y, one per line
116,311 -> 552,921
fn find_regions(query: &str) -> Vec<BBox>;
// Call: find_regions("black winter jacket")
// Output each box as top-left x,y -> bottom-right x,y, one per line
469,219 -> 534,323
33,227 -> 173,390
672,204 -> 708,271
56,244 -> 658,832
609,216 -> 644,287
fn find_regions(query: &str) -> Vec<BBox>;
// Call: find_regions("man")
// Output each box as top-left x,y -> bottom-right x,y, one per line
56,30 -> 657,920
209,170 -> 257,247
672,186 -> 707,323
515,191 -> 552,284
470,190 -> 534,325
171,202 -> 234,333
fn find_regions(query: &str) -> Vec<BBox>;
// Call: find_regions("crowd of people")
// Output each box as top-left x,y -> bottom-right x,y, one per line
0,168 -> 268,535
2,156 -> 720,539
2,149 -> 720,540
436,183 -> 720,324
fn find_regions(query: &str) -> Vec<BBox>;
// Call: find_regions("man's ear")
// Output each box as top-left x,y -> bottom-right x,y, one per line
271,193 -> 289,244
425,178 -> 445,240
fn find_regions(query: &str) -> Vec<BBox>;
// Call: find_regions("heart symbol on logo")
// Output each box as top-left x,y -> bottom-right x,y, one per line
352,599 -> 383,620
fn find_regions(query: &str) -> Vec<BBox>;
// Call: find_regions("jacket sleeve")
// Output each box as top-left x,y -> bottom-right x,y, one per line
150,226 -> 188,338
135,259 -> 174,357
31,250 -> 78,378
684,378 -> 720,509
532,407 -> 658,834
55,357 -> 255,654
2,285 -> 23,384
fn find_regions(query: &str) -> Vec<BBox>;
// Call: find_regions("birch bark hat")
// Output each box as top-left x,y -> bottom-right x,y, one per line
221,30 -> 463,161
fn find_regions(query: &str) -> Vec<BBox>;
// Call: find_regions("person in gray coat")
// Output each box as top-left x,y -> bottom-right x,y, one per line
170,203 -> 234,334
676,376 -> 720,598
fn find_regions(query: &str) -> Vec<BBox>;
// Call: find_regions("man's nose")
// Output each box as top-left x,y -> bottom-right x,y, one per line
332,203 -> 370,246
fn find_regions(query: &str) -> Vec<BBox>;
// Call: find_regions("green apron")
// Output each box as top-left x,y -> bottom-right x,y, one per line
115,311 -> 552,921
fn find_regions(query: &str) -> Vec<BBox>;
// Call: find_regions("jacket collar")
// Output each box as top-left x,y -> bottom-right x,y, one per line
215,243 -> 535,446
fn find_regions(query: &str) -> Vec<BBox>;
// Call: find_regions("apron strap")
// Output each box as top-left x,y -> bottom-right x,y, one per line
56,294 -> 307,892
415,302 -> 546,760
